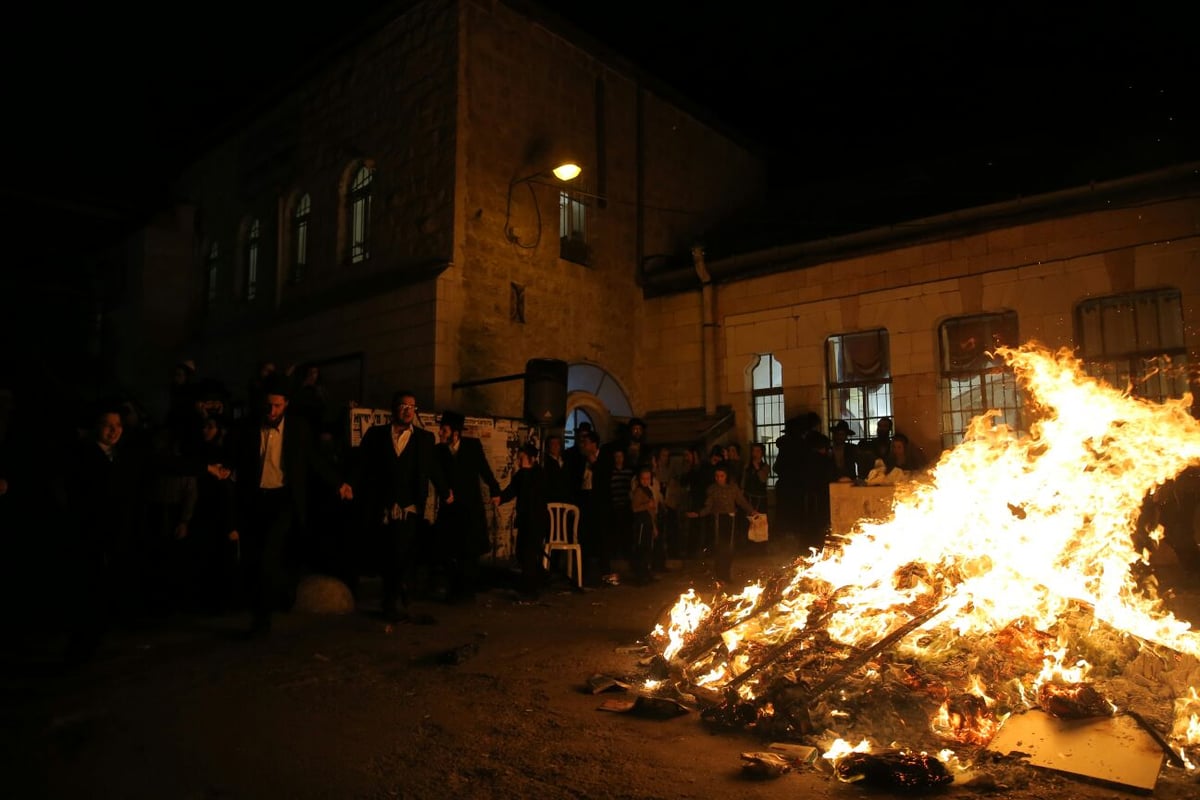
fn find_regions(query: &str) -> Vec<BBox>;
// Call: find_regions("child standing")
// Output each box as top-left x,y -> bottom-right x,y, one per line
630,465 -> 658,585
687,465 -> 760,583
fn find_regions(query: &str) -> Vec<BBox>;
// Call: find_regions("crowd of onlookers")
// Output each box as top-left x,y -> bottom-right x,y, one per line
32,356 -> 1200,666
0,359 -> 788,663
0,355 -> 953,665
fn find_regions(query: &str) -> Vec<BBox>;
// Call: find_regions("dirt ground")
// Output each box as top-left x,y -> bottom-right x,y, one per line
4,545 -> 1200,800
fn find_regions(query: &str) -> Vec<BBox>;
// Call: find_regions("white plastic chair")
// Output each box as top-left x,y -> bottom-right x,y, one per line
545,502 -> 583,588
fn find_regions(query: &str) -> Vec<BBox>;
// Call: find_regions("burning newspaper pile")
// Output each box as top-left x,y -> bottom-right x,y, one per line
648,344 -> 1200,785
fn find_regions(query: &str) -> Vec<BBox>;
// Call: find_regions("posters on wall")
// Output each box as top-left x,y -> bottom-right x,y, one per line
347,407 -> 535,559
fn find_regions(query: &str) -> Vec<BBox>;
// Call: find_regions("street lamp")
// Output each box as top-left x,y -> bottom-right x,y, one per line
504,161 -> 582,249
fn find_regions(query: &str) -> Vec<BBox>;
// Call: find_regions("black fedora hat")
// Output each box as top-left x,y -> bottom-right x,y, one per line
439,409 -> 466,431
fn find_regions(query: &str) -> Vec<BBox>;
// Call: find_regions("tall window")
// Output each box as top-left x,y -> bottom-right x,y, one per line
292,193 -> 311,284
1077,288 -> 1187,403
205,241 -> 220,306
244,219 -> 260,301
349,165 -> 373,264
750,354 -> 784,486
827,329 -> 892,442
939,311 -> 1021,449
559,191 -> 588,264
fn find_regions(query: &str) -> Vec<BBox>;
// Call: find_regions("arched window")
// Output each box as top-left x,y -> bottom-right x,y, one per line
244,219 -> 260,300
567,362 -> 632,417
205,241 -> 220,306
292,193 -> 311,284
750,353 -> 784,485
938,312 -> 1020,449
348,165 -> 374,264
564,362 -> 632,446
564,407 -> 595,450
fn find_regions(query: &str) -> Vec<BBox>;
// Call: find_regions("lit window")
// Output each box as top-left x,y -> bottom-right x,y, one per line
293,193 -> 311,283
1077,288 -> 1187,403
206,241 -> 220,306
349,166 -> 373,264
564,407 -> 595,450
559,191 -> 588,264
750,353 -> 784,487
938,312 -> 1021,449
827,329 -> 892,443
245,219 -> 260,301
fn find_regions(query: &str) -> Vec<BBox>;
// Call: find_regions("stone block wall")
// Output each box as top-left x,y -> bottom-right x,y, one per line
665,196 -> 1200,460
166,0 -> 460,406
118,0 -> 781,424
448,0 -> 764,419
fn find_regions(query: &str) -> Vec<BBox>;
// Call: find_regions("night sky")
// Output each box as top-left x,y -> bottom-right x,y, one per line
7,1 -> 1200,254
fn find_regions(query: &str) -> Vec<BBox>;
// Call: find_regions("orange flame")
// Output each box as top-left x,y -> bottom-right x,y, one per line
652,343 -> 1200,752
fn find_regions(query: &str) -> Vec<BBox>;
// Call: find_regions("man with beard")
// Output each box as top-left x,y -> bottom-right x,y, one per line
232,375 -> 344,636
341,390 -> 445,621
434,410 -> 501,603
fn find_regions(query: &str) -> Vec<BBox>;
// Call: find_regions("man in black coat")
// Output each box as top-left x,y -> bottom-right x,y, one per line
434,410 -> 501,603
231,374 -> 343,635
498,443 -> 549,599
61,402 -> 145,661
542,433 -> 571,503
342,390 -> 445,620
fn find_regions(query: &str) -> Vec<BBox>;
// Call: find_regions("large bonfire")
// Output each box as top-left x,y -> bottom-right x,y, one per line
648,343 -> 1200,778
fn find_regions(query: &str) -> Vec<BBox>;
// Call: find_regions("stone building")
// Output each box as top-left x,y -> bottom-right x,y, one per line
639,162 -> 1200,464
111,0 -> 1200,471
113,0 -> 766,438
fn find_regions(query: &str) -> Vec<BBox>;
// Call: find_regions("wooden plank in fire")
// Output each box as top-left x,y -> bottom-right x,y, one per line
677,582 -> 853,668
788,602 -> 949,710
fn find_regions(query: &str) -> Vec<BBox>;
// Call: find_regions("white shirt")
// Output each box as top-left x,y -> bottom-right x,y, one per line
260,418 -> 285,489
391,425 -> 412,457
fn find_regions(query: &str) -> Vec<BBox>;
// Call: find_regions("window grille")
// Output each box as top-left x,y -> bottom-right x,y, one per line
293,193 -> 311,283
938,312 -> 1021,449
1076,288 -> 1188,404
349,166 -> 373,264
826,329 -> 893,443
559,191 -> 588,264
750,353 -> 784,486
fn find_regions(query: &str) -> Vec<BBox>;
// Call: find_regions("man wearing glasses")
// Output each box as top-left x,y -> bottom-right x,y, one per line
341,390 -> 448,621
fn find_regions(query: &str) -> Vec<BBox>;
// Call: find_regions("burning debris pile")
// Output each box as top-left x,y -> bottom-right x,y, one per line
646,344 -> 1200,785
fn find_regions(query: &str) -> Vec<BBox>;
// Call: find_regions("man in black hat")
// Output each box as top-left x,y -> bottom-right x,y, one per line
562,420 -> 593,481
830,419 -> 861,481
434,410 -> 501,602
341,390 -> 446,621
230,374 -> 344,635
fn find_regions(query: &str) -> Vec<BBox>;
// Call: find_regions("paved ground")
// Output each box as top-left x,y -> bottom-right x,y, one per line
3,545 -> 1199,800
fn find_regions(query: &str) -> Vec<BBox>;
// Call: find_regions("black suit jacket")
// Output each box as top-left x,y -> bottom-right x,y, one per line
64,438 -> 143,558
351,423 -> 444,518
231,414 -> 336,530
436,436 -> 501,556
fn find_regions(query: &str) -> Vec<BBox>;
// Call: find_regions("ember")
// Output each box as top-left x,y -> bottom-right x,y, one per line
647,344 -> 1200,781
1037,682 -> 1115,719
833,750 -> 954,791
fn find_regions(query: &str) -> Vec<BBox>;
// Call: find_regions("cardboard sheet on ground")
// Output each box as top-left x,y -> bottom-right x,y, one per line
986,710 -> 1164,792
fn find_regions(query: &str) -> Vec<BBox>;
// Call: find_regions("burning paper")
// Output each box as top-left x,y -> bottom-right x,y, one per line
649,343 -> 1200,767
